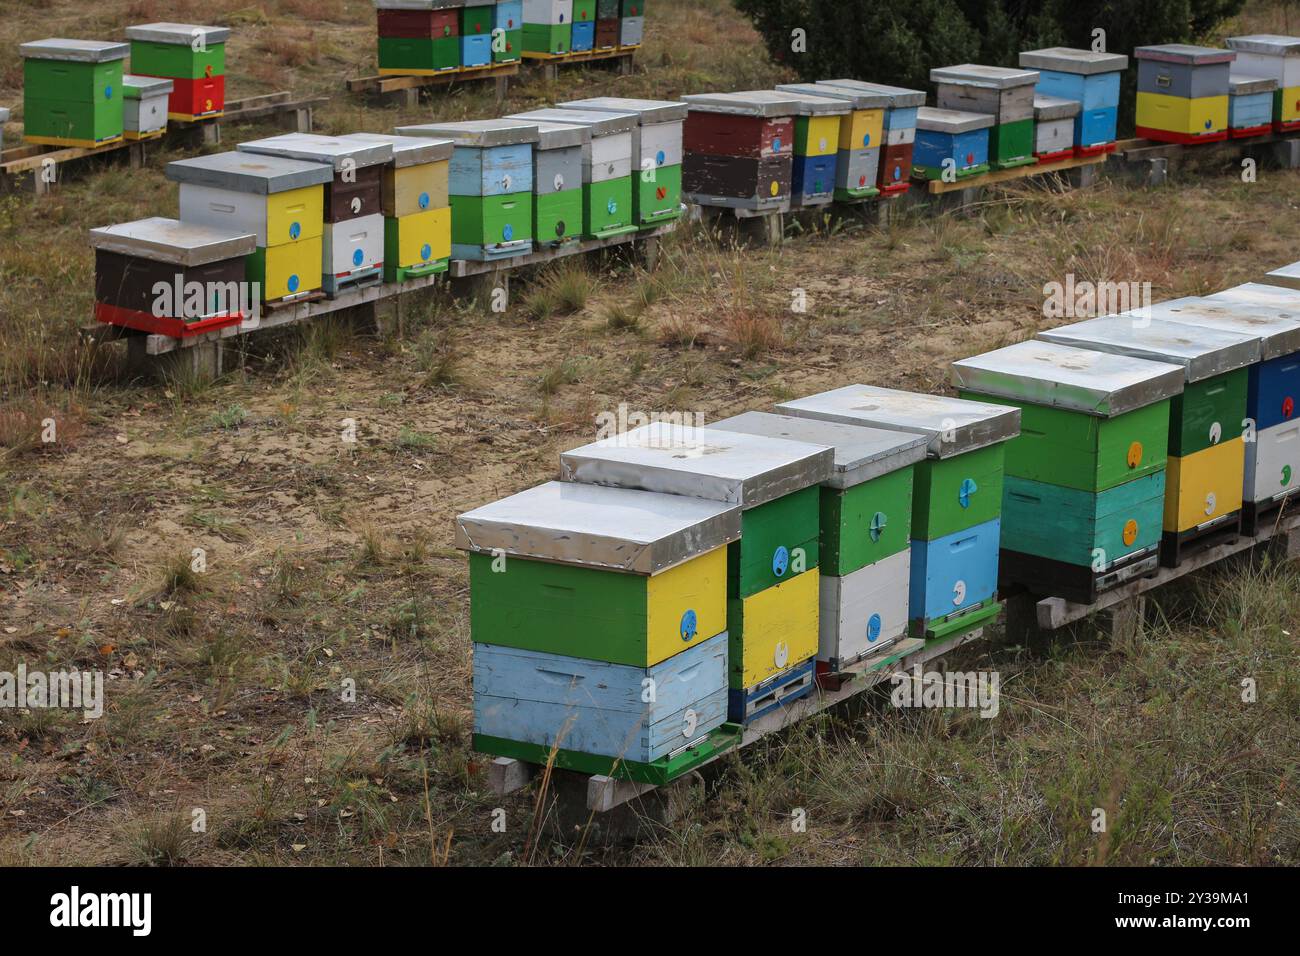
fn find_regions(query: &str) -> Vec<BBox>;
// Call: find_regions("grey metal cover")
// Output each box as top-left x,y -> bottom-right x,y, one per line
765,89 -> 850,115
1211,281 -> 1300,309
124,22 -> 232,45
560,97 -> 688,124
1037,316 -> 1260,382
775,385 -> 1021,458
509,120 -> 588,150
559,422 -> 834,509
1261,261 -> 1300,292
1230,74 -> 1277,94
373,0 -> 465,8
706,412 -> 927,489
916,106 -> 995,133
681,91 -> 802,117
238,133 -> 393,172
930,64 -> 1039,89
1033,94 -> 1081,120
20,39 -> 129,63
816,79 -> 924,109
454,481 -> 740,575
1226,35 -> 1300,57
1143,296 -> 1300,361
395,119 -> 539,147
510,107 -> 636,137
88,217 -> 256,266
165,151 -> 334,194
339,132 -> 453,167
950,341 -> 1184,418
1018,47 -> 1129,75
1134,44 -> 1235,65
123,74 -> 174,97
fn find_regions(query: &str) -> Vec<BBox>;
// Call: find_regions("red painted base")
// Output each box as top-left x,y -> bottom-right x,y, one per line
1230,124 -> 1273,139
1274,120 -> 1300,134
879,182 -> 910,196
95,302 -> 246,338
1074,142 -> 1116,158
1033,148 -> 1075,164
1136,126 -> 1229,145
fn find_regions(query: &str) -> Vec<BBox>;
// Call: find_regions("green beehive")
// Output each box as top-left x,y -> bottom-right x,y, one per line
126,22 -> 227,79
21,39 -> 128,148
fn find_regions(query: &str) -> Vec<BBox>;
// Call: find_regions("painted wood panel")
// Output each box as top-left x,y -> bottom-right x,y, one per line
178,183 -> 325,248
1136,92 -> 1229,137
1243,420 -> 1300,504
726,569 -> 820,688
1164,439 -> 1246,532
449,144 -> 534,196
1249,351 -> 1300,430
384,162 -> 450,219
1171,369 -> 1248,457
911,443 -> 1005,541
322,214 -> 384,278
818,549 -> 910,668
730,485 -> 820,598
819,465 -> 913,576
908,517 -> 1000,623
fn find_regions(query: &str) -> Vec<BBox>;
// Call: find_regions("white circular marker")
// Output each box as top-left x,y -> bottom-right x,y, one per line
953,580 -> 967,605
773,641 -> 789,668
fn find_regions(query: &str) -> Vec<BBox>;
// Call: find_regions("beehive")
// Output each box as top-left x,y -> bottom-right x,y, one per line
122,74 -> 172,141
340,132 -> 453,283
681,91 -> 799,213
125,23 -> 228,121
498,119 -> 587,245
0,108 -> 9,146
397,119 -> 537,260
239,134 -> 393,296
777,386 -> 1020,640
708,411 -> 927,673
1134,44 -> 1234,144
89,217 -> 256,337
21,39 -> 129,148
779,82 -> 881,202
458,481 -> 741,780
1150,295 -> 1300,531
559,421 -> 834,723
522,0 -> 572,56
594,0 -> 619,49
1038,316 -> 1259,566
374,0 -> 465,75
492,0 -> 523,62
816,79 -> 924,196
620,13 -> 643,49
167,151 -> 333,303
762,90 -> 848,208
912,107 -> 993,180
570,0 -> 596,51
559,98 -> 686,227
509,107 -> 637,238
1228,74 -> 1276,137
459,2 -> 495,67
1032,94 -> 1079,163
932,64 -> 1039,170
1226,35 -> 1300,133
1019,48 -> 1128,154
952,341 -> 1184,603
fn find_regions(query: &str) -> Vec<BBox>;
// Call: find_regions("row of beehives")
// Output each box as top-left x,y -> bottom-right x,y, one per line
14,25 -> 230,150
456,267 -> 1300,784
374,0 -> 644,75
87,98 -> 686,338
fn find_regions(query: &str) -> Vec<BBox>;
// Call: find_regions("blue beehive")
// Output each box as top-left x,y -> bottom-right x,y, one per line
912,107 -> 993,181
1228,74 -> 1276,136
1020,47 -> 1128,154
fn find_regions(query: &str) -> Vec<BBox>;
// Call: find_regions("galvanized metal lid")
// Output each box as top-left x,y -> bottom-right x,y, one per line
238,133 -> 392,172
338,132 -> 454,167
1261,261 -> 1300,292
373,0 -> 465,8
930,64 -> 1039,88
20,39 -> 129,63
1134,44 -> 1235,65
1211,281 -> 1300,309
166,151 -> 334,194
1034,94 -> 1081,120
951,340 -> 1184,417
1037,315 -> 1259,382
1226,34 -> 1300,57
915,106 -> 995,133
681,90 -> 802,117
88,217 -> 256,266
503,119 -> 587,150
559,421 -> 834,508
775,385 -> 1021,458
124,22 -> 232,45
1018,47 -> 1129,74
706,411 -> 927,489
815,79 -> 924,109
510,107 -> 636,137
1230,73 -> 1277,94
765,89 -> 850,115
122,74 -> 174,98
395,119 -> 539,147
454,481 -> 740,575
559,97 -> 688,124
1142,296 -> 1300,361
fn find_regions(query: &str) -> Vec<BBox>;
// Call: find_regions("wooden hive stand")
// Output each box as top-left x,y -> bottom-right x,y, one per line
346,61 -> 520,109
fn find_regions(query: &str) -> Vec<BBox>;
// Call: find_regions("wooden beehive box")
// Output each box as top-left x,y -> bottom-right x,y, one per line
777,386 -> 1019,641
125,23 -> 229,120
766,89 -> 849,208
1135,44 -> 1235,144
122,74 -> 172,140
21,39 -> 129,148
1019,48 -> 1127,154
953,341 -> 1184,603
522,0 -> 573,56
374,0 -> 465,75
167,151 -> 334,303
492,0 -> 523,62
681,90 -> 799,213
1032,94 -> 1079,162
912,106 -> 993,181
1226,35 -> 1300,132
496,119 -> 586,245
1227,74 -> 1276,137
815,79 -> 924,196
570,0 -> 596,50
932,63 -> 1038,170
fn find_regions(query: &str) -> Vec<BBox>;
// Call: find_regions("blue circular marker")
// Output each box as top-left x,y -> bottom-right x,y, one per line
869,511 -> 887,542
959,478 -> 978,509
656,149 -> 666,165
680,609 -> 697,642
287,274 -> 300,293
773,137 -> 782,152
772,545 -> 789,577
893,166 -> 901,180
503,223 -> 513,241
352,248 -> 364,267
418,192 -> 430,210
1205,118 -> 1213,129
105,85 -> 113,99
607,198 -> 617,214
863,133 -> 870,147
289,221 -> 301,240
867,614 -> 882,642
420,243 -> 432,261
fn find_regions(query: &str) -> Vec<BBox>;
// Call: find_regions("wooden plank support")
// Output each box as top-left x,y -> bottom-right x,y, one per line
523,48 -> 635,83
923,151 -> 1108,195
346,63 -> 519,104
488,757 -> 535,796
449,219 -> 678,279
586,774 -> 658,813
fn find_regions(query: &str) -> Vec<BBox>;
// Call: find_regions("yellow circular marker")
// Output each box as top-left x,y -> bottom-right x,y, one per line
1127,441 -> 1143,469
770,180 -> 780,196
1122,519 -> 1138,546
